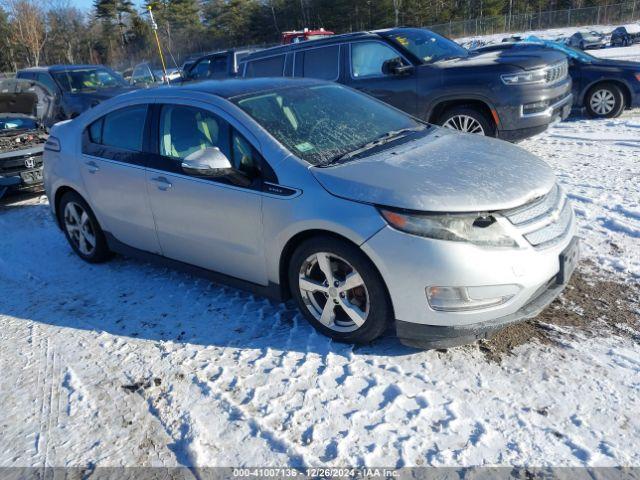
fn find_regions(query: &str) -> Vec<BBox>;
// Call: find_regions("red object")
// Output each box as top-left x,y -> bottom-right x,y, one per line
281,28 -> 334,45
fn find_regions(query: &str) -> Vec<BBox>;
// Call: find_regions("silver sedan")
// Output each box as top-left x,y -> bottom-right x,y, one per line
43,78 -> 578,349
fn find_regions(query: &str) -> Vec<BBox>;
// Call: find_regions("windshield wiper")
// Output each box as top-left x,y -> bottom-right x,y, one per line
326,126 -> 427,165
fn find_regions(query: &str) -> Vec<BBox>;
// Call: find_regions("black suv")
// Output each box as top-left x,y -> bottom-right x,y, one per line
16,65 -> 135,121
240,28 -> 572,141
182,49 -> 259,83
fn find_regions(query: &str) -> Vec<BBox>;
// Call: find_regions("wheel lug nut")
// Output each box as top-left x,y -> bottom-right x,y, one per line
334,281 -> 339,287
340,292 -> 345,298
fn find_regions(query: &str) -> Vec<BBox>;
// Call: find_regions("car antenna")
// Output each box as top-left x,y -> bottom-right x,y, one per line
147,5 -> 170,86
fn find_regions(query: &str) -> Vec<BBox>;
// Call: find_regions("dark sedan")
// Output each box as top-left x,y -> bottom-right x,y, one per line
16,65 -> 136,121
478,39 -> 640,118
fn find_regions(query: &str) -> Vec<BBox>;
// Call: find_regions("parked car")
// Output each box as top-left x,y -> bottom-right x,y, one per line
0,78 -> 53,198
240,28 -> 573,142
610,25 -> 640,47
487,38 -> 640,118
181,49 -> 259,83
567,31 -> 606,50
282,28 -> 334,44
16,65 -> 135,121
130,62 -> 181,87
44,78 -> 578,349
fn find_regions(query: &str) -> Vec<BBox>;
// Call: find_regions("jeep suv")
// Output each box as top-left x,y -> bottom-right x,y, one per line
240,28 -> 573,141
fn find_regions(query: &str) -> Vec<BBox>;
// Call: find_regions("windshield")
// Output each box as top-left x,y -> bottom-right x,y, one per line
0,116 -> 37,132
235,84 -> 424,166
383,29 -> 468,63
52,68 -> 127,93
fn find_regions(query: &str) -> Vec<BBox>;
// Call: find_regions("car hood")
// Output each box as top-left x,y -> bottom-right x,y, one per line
310,128 -> 556,213
592,58 -> 640,69
448,48 -> 567,70
66,86 -> 137,101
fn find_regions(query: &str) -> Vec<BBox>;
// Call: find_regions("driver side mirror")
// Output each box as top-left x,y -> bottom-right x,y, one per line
181,147 -> 233,177
382,57 -> 414,76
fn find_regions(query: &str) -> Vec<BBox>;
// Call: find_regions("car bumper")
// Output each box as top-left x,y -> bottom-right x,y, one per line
0,168 -> 44,198
495,78 -> 573,140
361,213 -> 578,348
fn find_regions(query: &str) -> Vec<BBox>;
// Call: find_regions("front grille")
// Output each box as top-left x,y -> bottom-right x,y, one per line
545,60 -> 568,84
523,201 -> 573,247
503,184 -> 574,248
0,152 -> 43,175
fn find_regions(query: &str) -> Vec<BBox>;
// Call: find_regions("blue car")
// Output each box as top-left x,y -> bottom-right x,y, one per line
476,37 -> 640,118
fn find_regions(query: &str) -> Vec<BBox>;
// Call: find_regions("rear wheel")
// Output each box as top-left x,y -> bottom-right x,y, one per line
585,83 -> 625,118
439,106 -> 495,137
58,191 -> 111,263
288,237 -> 391,344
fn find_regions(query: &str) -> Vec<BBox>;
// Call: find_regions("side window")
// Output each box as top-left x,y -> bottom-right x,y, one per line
192,59 -> 211,79
350,42 -> 403,78
35,73 -> 57,92
209,56 -> 228,77
159,105 -> 221,160
101,105 -> 147,151
245,55 -> 285,78
231,131 -> 259,176
301,46 -> 339,80
88,118 -> 103,144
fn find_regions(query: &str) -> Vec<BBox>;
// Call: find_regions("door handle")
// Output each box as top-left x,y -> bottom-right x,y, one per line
151,176 -> 172,191
85,161 -> 99,174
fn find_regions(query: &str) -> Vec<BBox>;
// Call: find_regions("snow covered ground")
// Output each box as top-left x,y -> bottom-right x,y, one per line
1,62 -> 640,471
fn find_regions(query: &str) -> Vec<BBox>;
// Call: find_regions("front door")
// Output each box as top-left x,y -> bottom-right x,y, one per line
80,104 -> 161,254
145,103 -> 268,284
342,40 -> 418,117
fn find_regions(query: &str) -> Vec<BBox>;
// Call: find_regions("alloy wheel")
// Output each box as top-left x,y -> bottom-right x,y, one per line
442,114 -> 486,135
64,201 -> 96,256
298,252 -> 369,332
589,89 -> 616,115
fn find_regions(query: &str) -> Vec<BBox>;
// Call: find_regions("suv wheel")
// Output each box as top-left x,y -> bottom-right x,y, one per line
585,83 -> 625,118
288,237 -> 391,344
59,191 -> 111,263
439,106 -> 495,137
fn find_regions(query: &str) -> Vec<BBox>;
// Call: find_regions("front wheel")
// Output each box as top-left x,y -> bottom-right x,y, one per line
585,83 -> 625,118
438,106 -> 495,137
288,237 -> 391,344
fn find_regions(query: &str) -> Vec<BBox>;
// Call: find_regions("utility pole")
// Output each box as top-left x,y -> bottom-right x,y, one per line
147,5 -> 169,85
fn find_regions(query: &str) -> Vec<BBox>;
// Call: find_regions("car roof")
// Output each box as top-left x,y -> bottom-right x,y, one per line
124,77 -> 329,101
240,27 -> 435,62
241,31 -> 380,60
20,65 -> 110,73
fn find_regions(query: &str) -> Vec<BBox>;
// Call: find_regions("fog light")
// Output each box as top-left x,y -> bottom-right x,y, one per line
523,100 -> 549,115
426,285 -> 521,312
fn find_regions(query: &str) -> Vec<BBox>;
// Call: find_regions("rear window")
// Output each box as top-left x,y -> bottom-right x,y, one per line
88,105 -> 147,151
245,55 -> 285,77
300,46 -> 339,80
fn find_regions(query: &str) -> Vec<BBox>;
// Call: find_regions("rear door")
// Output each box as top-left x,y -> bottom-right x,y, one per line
144,101 -> 268,284
342,40 -> 418,117
80,103 -> 161,254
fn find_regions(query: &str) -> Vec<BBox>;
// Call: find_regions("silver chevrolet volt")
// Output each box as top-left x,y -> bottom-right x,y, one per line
43,78 -> 578,349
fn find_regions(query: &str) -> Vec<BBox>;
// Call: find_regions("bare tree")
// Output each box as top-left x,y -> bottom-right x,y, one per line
3,0 -> 47,66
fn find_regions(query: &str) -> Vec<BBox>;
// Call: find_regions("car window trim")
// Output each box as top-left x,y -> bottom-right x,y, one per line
81,104 -> 151,166
348,40 -> 410,80
292,44 -> 341,81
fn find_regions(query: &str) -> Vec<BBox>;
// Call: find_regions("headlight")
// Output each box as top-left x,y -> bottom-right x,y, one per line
379,208 -> 518,248
501,68 -> 546,85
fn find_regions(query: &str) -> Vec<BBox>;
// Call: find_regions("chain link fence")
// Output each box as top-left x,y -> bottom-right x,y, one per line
428,1 -> 640,39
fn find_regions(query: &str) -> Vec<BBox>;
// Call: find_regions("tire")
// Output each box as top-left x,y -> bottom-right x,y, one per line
288,237 -> 392,344
585,82 -> 625,118
438,106 -> 496,137
58,191 -> 112,263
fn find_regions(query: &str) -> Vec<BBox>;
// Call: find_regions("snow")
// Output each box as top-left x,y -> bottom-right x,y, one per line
1,50 -> 640,469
